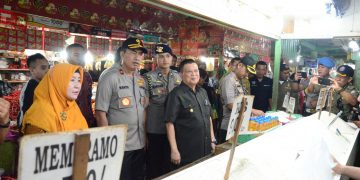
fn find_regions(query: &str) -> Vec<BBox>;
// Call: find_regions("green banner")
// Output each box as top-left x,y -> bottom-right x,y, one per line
143,35 -> 160,43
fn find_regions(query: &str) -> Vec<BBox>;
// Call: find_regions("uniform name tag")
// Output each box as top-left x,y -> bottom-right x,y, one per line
119,86 -> 129,89
153,84 -> 164,88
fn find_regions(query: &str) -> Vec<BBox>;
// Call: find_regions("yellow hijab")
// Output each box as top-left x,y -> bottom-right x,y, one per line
22,63 -> 88,133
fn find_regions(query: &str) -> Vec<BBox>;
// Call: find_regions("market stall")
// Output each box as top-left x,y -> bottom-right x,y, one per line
162,111 -> 359,180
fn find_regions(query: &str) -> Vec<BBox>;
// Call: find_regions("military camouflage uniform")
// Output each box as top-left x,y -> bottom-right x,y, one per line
331,84 -> 359,121
277,80 -> 300,113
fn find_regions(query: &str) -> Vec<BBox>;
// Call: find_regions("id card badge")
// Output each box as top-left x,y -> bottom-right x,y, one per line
282,92 -> 290,108
287,97 -> 296,114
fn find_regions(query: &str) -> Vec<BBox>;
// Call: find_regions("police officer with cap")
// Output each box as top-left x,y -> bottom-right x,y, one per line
95,37 -> 148,180
218,56 -> 264,143
330,65 -> 358,121
144,44 -> 181,179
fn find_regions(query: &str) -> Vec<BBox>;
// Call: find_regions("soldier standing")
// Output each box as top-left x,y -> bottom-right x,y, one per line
277,64 -> 302,113
330,65 -> 358,121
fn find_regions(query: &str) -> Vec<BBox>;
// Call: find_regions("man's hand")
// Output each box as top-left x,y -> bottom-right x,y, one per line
0,98 -> 10,125
294,72 -> 302,81
211,142 -> 216,153
332,157 -> 345,175
329,78 -> 341,91
310,76 -> 319,85
251,109 -> 265,117
171,149 -> 181,165
353,120 -> 360,128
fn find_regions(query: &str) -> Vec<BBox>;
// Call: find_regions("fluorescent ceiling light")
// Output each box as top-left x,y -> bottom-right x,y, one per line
349,40 -> 359,51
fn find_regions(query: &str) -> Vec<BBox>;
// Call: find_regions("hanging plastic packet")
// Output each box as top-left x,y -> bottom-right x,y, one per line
330,69 -> 337,79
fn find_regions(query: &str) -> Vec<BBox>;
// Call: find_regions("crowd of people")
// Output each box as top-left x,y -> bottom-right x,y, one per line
1,37 -> 360,179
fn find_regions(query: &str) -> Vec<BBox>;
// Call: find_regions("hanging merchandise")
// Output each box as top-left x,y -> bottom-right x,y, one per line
4,90 -> 20,120
0,9 -> 27,31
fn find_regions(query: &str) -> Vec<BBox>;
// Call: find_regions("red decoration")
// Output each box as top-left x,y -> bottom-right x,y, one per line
0,9 -> 27,31
4,90 -> 21,121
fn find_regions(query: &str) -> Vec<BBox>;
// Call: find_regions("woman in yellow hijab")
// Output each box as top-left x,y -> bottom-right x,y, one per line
22,63 -> 88,134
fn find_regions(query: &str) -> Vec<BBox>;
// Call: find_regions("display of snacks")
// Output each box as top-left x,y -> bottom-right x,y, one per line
44,31 -> 67,52
89,37 -> 109,56
75,36 -> 87,48
27,29 -> 43,50
111,39 -> 123,52
248,116 -> 280,132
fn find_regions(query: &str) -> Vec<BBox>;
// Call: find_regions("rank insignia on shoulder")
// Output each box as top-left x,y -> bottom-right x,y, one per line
137,78 -> 145,86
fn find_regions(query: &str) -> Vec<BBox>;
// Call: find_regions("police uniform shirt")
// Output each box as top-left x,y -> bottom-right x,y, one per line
219,72 -> 247,130
332,84 -> 359,121
98,62 -> 121,82
144,69 -> 181,134
250,76 -> 273,112
165,82 -> 212,163
95,66 -> 147,151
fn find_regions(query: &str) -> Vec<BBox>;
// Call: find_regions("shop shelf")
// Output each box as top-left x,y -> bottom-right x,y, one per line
6,80 -> 27,83
0,69 -> 29,71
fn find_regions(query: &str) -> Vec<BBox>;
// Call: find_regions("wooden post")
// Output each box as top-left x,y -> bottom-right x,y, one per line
327,89 -> 334,116
224,97 -> 246,180
317,88 -> 328,120
318,108 -> 322,120
72,133 -> 90,180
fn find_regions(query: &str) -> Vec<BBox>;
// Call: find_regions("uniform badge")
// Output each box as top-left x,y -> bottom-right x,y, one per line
60,112 -> 67,121
176,79 -> 181,84
137,78 -> 145,87
190,108 -> 194,112
122,97 -> 131,106
156,46 -> 164,53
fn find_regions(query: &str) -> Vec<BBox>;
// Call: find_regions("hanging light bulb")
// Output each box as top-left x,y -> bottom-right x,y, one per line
349,40 -> 359,51
106,53 -> 115,61
60,50 -> 68,59
84,51 -> 94,65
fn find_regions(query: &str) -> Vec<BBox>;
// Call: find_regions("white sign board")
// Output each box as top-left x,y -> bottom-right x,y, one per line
287,97 -> 296,114
225,95 -> 254,140
28,15 -> 69,30
282,92 -> 290,108
18,125 -> 127,180
239,95 -> 254,132
316,88 -> 329,110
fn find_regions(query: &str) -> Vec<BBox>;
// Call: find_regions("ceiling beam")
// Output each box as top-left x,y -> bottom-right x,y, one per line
300,41 -> 316,50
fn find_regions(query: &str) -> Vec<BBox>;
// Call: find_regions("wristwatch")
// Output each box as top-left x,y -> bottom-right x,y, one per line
211,139 -> 217,145
0,119 -> 10,128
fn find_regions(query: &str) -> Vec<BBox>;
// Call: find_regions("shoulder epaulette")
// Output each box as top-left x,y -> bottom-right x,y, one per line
145,74 -> 153,97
